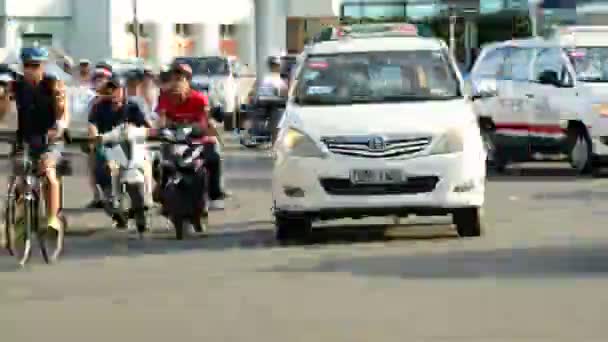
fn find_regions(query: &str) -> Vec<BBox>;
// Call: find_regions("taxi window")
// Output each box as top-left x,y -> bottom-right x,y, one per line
496,47 -> 534,81
532,47 -> 571,85
474,47 -> 507,79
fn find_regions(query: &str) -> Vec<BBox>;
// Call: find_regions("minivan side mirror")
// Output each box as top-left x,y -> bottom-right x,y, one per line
538,70 -> 561,87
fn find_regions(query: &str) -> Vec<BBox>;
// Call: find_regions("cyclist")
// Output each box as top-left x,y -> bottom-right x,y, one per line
0,47 -> 69,231
156,62 -> 225,210
88,76 -> 148,228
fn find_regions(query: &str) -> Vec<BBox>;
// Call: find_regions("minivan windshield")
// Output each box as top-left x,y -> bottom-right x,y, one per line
294,50 -> 461,105
174,57 -> 230,76
568,47 -> 608,82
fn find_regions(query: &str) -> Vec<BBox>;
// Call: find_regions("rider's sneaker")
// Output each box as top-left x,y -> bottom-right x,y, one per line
208,199 -> 225,210
47,216 -> 62,231
112,213 -> 128,230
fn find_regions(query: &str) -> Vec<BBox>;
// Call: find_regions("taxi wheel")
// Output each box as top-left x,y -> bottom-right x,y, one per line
453,208 -> 483,238
568,127 -> 593,175
275,215 -> 312,243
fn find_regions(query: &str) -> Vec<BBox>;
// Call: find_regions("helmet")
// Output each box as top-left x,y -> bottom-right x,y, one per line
169,62 -> 193,79
125,69 -> 144,83
20,47 -> 49,63
267,56 -> 281,68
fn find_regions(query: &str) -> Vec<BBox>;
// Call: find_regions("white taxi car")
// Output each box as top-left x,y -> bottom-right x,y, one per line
272,24 -> 487,241
470,28 -> 608,175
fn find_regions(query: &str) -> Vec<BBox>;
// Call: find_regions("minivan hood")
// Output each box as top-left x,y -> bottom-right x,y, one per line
288,100 -> 475,137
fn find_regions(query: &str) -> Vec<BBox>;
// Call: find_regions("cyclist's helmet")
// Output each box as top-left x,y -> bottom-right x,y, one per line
20,47 -> 49,63
169,62 -> 193,80
267,56 -> 281,68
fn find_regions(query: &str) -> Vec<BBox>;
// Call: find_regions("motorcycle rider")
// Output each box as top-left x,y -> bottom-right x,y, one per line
251,56 -> 288,145
156,62 -> 226,210
88,76 -> 148,228
0,47 -> 69,232
84,67 -> 114,208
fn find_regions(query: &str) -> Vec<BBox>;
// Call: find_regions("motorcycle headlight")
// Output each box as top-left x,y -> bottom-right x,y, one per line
429,128 -> 464,155
279,128 -> 327,158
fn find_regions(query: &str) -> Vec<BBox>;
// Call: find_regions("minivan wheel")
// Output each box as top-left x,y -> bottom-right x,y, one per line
569,126 -> 593,174
453,208 -> 483,237
275,215 -> 312,243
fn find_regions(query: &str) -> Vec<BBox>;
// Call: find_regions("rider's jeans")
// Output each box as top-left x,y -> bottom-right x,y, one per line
202,143 -> 222,201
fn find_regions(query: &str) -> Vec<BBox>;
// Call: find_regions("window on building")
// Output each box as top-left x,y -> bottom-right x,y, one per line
220,24 -> 235,39
175,24 -> 193,36
126,23 -> 147,37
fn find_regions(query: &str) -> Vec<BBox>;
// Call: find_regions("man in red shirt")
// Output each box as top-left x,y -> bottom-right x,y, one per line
156,63 -> 225,209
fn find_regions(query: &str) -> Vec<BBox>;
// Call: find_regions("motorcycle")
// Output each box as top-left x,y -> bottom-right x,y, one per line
239,85 -> 287,148
153,125 -> 209,240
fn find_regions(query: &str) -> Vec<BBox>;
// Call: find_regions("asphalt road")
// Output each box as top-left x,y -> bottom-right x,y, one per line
1,137 -> 608,341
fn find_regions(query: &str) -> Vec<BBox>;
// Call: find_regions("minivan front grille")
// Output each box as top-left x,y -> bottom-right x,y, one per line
321,135 -> 431,158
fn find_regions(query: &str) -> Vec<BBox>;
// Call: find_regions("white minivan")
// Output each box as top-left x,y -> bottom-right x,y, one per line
470,28 -> 608,175
272,24 -> 487,241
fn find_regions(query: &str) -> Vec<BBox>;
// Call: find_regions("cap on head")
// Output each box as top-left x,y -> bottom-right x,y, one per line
104,75 -> 123,90
169,62 -> 193,79
95,62 -> 112,73
20,47 -> 49,63
92,68 -> 112,80
79,59 -> 91,66
62,55 -> 74,69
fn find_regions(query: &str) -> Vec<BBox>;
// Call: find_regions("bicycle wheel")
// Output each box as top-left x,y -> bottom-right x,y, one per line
11,196 -> 33,266
36,192 -> 64,264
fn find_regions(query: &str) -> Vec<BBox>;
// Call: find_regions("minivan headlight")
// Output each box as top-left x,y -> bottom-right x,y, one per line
280,128 -> 327,158
429,128 -> 464,155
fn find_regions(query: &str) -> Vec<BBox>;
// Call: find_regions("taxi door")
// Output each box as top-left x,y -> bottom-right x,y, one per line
526,47 -> 577,155
492,46 -> 538,161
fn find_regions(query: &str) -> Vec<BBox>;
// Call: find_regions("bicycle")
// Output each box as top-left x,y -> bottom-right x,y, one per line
3,141 -> 68,266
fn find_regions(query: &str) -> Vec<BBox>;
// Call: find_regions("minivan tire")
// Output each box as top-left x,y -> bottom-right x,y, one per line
453,208 -> 483,237
275,214 -> 312,243
568,126 -> 594,175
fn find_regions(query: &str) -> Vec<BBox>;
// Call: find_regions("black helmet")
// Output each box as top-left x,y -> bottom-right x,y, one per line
125,69 -> 144,83
267,56 -> 281,68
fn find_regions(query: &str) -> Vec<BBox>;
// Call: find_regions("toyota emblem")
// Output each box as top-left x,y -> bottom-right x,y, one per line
368,136 -> 385,151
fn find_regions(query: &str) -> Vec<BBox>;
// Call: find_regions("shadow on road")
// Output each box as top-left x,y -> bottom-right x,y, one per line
487,166 -> 585,183
0,222 -> 456,271
265,243 -> 608,278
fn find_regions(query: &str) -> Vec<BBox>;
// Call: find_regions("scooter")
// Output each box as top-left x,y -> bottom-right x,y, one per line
154,125 -> 208,240
94,123 -> 149,236
239,86 -> 286,148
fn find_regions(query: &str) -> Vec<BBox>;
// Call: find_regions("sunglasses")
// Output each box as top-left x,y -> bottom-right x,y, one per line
23,63 -> 42,69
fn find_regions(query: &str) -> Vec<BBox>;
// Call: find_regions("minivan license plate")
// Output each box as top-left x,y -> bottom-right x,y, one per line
350,169 -> 403,184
